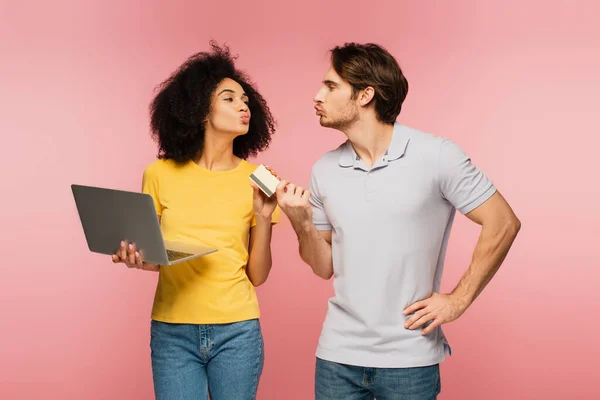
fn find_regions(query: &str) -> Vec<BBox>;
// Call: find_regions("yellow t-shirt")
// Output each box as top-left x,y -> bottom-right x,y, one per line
141,158 -> 280,324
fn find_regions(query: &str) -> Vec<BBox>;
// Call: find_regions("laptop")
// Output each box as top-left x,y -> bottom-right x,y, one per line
71,184 -> 218,266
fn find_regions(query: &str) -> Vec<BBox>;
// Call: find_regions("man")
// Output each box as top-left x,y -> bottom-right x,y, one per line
276,42 -> 521,399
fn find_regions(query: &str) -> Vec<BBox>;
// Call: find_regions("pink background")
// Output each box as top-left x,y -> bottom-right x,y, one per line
1,0 -> 598,399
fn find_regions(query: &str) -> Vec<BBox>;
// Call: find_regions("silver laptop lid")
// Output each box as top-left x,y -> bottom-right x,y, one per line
71,184 -> 170,265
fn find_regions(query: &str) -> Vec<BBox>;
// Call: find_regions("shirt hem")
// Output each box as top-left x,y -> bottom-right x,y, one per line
315,348 -> 447,368
314,223 -> 333,231
151,310 -> 260,325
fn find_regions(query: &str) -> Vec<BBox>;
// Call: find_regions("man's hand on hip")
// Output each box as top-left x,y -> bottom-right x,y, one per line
403,292 -> 471,335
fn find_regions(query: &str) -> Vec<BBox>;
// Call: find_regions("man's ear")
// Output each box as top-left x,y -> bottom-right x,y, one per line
358,86 -> 375,107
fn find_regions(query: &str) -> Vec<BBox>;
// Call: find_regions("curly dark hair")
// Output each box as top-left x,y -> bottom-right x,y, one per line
149,41 -> 276,162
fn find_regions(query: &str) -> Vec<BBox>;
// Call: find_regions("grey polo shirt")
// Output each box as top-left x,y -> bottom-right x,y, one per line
309,123 -> 496,368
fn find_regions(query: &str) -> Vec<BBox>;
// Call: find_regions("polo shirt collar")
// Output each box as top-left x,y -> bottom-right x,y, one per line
339,123 -> 410,167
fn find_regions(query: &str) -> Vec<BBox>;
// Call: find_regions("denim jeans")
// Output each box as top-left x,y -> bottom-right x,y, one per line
150,318 -> 264,400
315,357 -> 441,400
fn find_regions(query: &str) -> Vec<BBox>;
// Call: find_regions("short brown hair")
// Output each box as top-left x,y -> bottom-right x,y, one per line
330,43 -> 408,124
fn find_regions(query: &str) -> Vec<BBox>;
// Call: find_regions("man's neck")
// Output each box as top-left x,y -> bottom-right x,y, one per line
343,119 -> 394,169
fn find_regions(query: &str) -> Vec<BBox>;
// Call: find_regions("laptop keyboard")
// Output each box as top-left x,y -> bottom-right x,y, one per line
166,249 -> 194,262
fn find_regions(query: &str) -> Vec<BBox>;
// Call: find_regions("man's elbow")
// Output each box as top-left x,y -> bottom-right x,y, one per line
506,215 -> 521,237
314,267 -> 333,280
317,271 -> 333,281
299,247 -> 333,280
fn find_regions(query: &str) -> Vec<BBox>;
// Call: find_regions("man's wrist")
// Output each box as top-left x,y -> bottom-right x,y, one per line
449,289 -> 475,310
290,217 -> 313,236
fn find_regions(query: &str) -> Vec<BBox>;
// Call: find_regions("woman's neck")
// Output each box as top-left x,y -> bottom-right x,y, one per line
194,132 -> 240,171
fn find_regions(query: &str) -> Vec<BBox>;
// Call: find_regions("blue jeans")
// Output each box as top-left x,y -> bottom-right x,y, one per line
315,358 -> 441,400
150,319 -> 264,400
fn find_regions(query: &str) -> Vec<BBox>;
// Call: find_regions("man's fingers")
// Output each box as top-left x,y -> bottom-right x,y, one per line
422,319 -> 442,335
301,189 -> 312,201
404,299 -> 427,315
276,180 -> 289,196
408,312 -> 436,330
274,180 -> 311,210
404,308 -> 428,329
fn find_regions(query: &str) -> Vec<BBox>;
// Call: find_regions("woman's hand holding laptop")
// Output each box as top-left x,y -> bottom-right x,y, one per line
111,240 -> 160,271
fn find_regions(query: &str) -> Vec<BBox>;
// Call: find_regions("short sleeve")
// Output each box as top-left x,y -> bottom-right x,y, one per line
271,205 -> 281,224
141,163 -> 163,216
308,167 -> 332,231
251,204 -> 281,227
438,139 -> 497,214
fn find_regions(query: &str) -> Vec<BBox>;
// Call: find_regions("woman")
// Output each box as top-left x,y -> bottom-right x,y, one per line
111,42 -> 279,400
